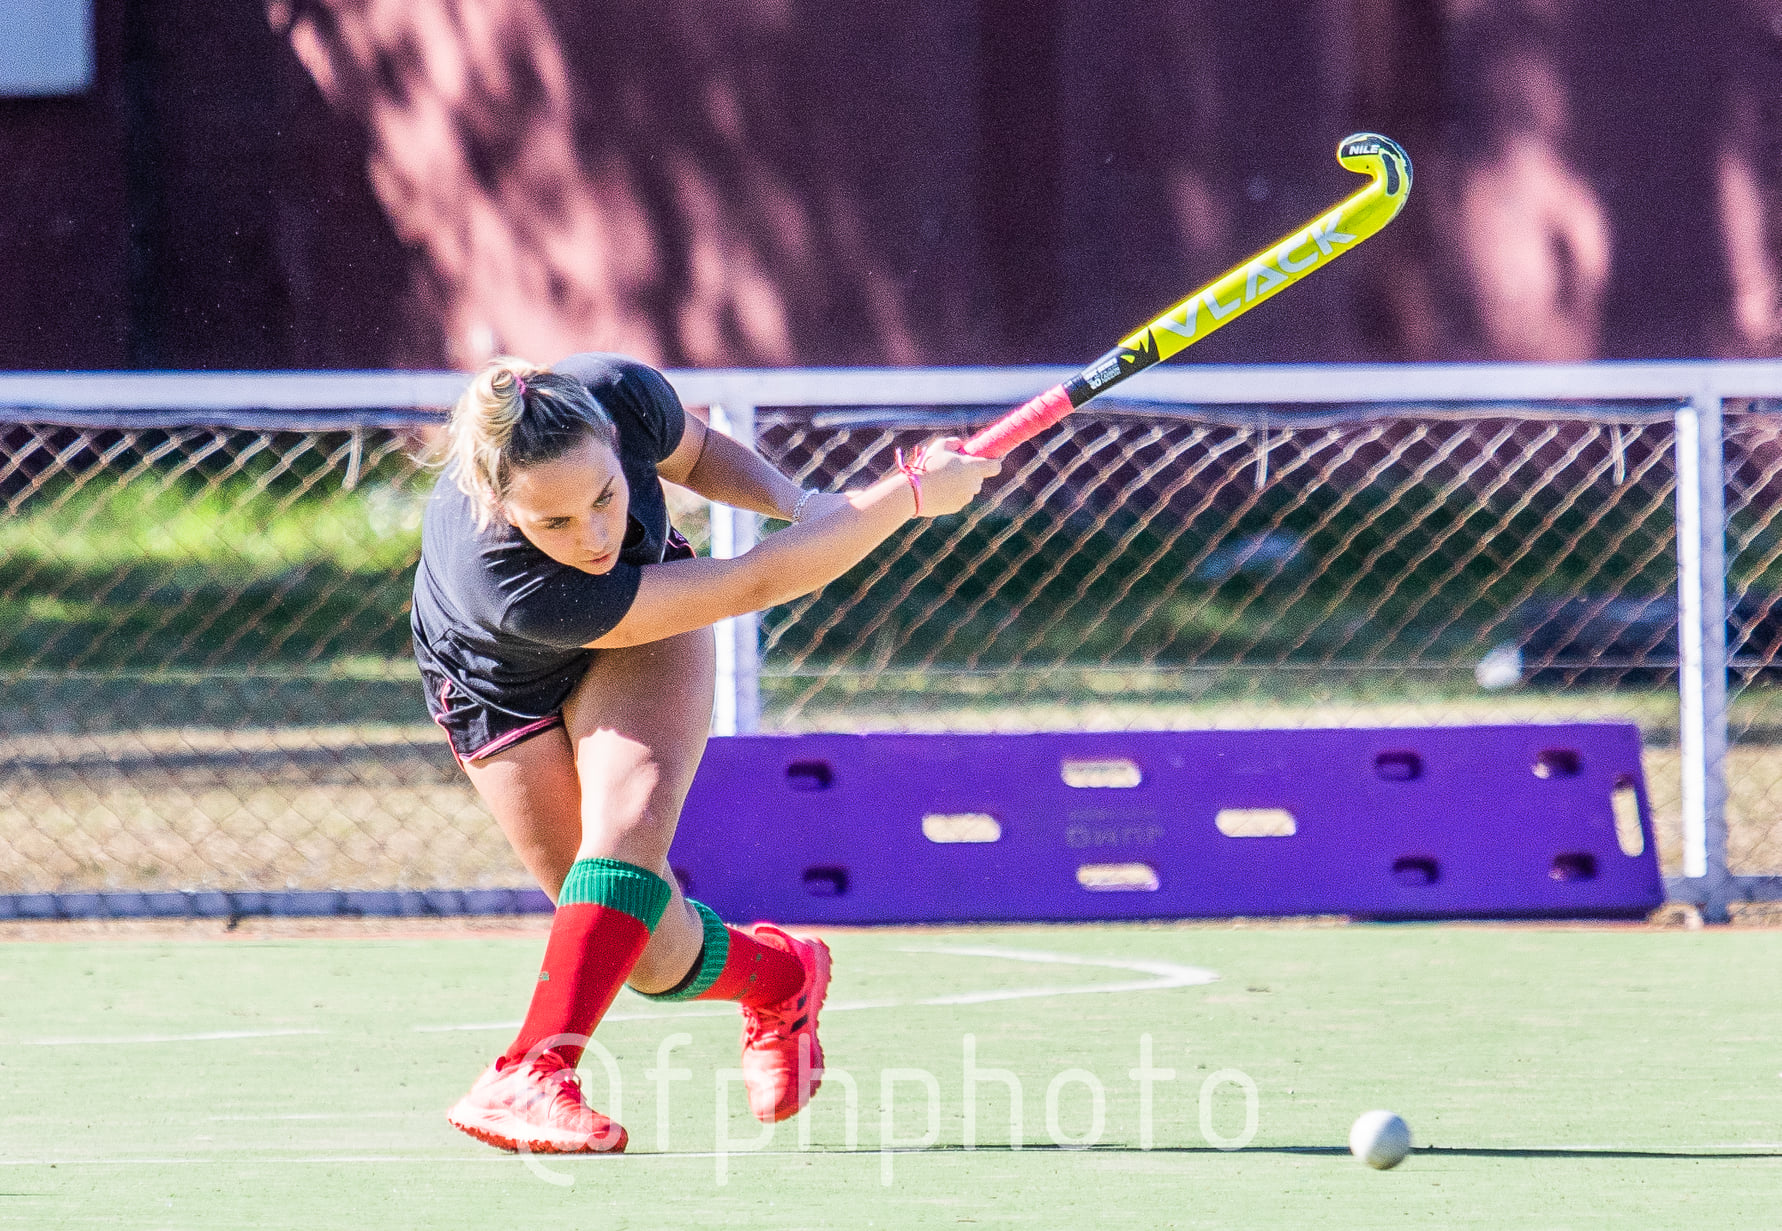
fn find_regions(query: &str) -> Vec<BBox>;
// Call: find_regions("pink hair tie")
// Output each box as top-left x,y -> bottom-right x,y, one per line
513,375 -> 528,399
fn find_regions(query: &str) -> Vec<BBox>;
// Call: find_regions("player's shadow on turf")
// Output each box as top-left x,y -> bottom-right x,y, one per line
1415,1146 -> 1782,1160
862,1145 -> 1782,1160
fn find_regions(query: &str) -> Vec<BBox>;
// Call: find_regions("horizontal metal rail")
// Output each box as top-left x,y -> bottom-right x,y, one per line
5,359 -> 1782,416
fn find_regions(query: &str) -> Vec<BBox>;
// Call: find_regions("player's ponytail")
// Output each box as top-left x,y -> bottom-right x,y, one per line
445,357 -> 618,529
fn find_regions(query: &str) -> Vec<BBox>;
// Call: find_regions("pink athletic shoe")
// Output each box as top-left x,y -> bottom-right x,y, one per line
446,1050 -> 627,1154
740,925 -> 832,1123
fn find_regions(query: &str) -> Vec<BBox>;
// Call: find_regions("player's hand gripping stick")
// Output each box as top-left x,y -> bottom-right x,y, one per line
961,133 -> 1412,461
898,438 -> 1002,517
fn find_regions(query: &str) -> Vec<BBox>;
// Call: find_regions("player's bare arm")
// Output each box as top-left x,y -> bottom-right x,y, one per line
659,406 -> 855,524
591,439 -> 998,649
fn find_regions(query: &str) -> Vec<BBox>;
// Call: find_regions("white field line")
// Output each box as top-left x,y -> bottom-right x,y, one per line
899,944 -> 1218,1005
206,1112 -> 416,1122
5,946 -> 1218,1044
17,1028 -> 326,1046
0,1148 -> 997,1166
0,1155 -> 496,1166
1709,1142 -> 1782,1149
415,945 -> 1217,1032
0,1154 -> 880,1168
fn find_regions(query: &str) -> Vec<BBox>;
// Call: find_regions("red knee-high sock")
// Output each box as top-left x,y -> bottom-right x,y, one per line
503,858 -> 672,1068
696,925 -> 805,1008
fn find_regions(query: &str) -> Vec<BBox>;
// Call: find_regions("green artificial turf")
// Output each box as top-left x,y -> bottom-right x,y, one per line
1,923 -> 1778,1228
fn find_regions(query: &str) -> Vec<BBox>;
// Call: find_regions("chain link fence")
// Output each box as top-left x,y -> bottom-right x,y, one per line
0,418 -> 498,897
3,383 -> 1780,906
1722,412 -> 1782,882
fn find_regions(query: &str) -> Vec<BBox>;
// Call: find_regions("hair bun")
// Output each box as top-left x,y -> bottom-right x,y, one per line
442,356 -> 617,529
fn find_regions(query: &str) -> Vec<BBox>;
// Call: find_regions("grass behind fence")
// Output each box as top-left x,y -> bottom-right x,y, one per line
4,464 -> 1687,678
0,475 -> 427,671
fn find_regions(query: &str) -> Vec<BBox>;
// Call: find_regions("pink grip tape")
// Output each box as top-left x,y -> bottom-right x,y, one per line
963,384 -> 1075,459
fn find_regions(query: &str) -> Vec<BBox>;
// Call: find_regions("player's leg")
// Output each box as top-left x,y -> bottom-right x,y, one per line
457,725 -> 582,897
452,628 -> 827,1141
443,630 -> 724,1154
557,631 -> 831,1124
556,626 -> 720,994
448,630 -> 718,1152
446,726 -> 636,1153
555,629 -> 812,1020
638,895 -> 833,1124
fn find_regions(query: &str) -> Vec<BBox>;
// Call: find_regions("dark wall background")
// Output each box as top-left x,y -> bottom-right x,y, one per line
2,0 -> 1778,371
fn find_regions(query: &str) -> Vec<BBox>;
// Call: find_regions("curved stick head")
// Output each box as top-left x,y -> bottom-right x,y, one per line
1337,132 -> 1412,199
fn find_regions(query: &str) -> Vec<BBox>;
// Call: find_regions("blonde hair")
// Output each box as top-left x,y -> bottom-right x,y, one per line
444,356 -> 617,529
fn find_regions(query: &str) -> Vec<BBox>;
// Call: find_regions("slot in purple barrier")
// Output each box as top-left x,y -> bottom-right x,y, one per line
673,725 -> 1662,923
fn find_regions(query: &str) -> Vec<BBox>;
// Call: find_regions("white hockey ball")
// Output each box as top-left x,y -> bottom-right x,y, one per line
1349,1109 -> 1412,1169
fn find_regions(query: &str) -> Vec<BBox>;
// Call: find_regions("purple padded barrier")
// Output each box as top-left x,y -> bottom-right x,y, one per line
672,725 -> 1662,924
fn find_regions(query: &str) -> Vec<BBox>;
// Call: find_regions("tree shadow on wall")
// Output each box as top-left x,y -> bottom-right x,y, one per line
277,0 -> 982,369
1444,0 -> 1780,361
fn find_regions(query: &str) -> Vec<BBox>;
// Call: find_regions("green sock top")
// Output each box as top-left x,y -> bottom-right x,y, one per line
558,857 -> 672,931
636,900 -> 731,1001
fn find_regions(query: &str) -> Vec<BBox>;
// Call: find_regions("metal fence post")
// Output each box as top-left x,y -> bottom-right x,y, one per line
1674,391 -> 1731,920
707,402 -> 761,736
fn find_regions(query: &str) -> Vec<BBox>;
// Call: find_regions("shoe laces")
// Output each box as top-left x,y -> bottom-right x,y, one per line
519,1050 -> 589,1118
743,986 -> 808,1046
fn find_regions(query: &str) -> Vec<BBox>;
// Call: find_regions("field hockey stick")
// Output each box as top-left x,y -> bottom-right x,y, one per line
962,133 -> 1412,460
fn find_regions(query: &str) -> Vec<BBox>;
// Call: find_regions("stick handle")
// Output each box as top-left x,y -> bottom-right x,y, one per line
962,383 -> 1078,459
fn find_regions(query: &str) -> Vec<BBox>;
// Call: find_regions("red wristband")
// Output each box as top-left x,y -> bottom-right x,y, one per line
894,446 -> 925,516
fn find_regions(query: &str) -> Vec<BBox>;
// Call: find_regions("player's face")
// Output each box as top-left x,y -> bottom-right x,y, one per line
501,435 -> 631,575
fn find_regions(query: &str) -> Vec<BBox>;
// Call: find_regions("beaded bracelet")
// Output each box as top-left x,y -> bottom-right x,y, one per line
790,489 -> 816,524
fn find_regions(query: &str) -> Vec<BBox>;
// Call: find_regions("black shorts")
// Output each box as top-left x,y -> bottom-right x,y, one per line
420,527 -> 697,763
422,664 -> 567,763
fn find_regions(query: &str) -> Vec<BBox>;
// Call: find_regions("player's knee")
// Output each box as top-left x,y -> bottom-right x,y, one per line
571,756 -> 668,858
575,727 -> 657,801
581,806 -> 675,865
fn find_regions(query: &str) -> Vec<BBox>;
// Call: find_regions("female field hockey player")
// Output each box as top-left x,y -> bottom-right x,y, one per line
413,353 -> 999,1153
